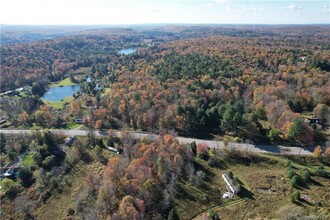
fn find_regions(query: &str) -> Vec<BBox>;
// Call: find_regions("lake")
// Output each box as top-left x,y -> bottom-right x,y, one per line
118,48 -> 136,55
42,85 -> 80,101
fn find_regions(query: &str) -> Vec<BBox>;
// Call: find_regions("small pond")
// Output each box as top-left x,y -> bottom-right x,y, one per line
42,85 -> 80,101
118,48 -> 137,55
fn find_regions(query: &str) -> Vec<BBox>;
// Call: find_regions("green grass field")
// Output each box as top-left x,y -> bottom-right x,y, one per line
21,153 -> 35,167
42,96 -> 74,109
64,121 -> 80,129
50,77 -> 77,88
192,154 -> 330,220
174,157 -> 230,220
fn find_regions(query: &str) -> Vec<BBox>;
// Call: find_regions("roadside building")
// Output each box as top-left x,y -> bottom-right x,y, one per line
75,118 -> 83,124
222,172 -> 240,194
108,146 -> 120,154
222,172 -> 240,199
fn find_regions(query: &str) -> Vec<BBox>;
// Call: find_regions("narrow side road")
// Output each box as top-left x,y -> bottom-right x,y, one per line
0,129 -> 313,156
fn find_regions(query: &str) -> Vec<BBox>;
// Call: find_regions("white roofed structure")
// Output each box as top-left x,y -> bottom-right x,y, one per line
222,172 -> 240,194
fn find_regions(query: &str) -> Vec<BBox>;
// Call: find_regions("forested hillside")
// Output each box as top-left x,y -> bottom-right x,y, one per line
101,33 -> 329,145
1,34 -> 136,91
1,25 -> 330,220
1,26 -> 329,146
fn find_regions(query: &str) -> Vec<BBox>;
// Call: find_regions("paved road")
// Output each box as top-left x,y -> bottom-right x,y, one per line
0,129 -> 313,156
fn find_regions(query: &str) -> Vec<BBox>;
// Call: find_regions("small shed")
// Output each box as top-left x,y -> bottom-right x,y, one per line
107,147 -> 120,154
222,172 -> 240,194
222,192 -> 234,199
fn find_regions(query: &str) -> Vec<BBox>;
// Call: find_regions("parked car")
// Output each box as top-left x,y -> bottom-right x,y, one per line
4,169 -> 14,177
66,136 -> 77,146
99,130 -> 108,136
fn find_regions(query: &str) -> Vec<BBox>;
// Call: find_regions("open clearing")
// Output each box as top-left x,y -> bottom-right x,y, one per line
192,154 -> 330,220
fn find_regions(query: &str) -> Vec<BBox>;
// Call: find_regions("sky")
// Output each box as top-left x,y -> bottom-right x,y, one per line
0,0 -> 329,25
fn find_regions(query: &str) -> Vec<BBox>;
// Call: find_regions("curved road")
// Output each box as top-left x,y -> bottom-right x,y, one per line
0,129 -> 313,156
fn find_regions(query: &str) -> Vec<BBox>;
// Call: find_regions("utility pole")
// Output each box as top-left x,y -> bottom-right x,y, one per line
88,106 -> 95,146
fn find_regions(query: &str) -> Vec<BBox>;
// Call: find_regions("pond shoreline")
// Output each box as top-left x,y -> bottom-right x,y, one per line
42,85 -> 80,102
118,48 -> 137,55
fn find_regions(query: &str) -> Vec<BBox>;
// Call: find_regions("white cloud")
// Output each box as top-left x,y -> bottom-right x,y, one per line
225,5 -> 233,13
205,3 -> 214,7
150,8 -> 162,13
325,4 -> 330,12
214,0 -> 230,4
287,4 -> 303,11
239,4 -> 264,12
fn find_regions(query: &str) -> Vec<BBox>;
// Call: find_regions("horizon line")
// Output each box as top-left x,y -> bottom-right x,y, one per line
1,23 -> 330,27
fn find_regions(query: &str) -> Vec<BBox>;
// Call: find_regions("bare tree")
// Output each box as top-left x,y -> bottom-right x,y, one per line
185,162 -> 195,183
166,173 -> 178,197
195,170 -> 206,187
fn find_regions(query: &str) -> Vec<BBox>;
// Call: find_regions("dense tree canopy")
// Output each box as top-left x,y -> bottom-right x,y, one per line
1,25 -> 329,145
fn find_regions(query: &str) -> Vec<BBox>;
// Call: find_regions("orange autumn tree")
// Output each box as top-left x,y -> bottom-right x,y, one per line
70,101 -> 80,116
97,135 -> 193,218
313,145 -> 323,158
325,147 -> 330,160
18,111 -> 30,125
94,119 -> 102,129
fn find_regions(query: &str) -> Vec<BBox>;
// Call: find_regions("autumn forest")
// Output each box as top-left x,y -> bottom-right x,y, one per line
0,25 -> 330,220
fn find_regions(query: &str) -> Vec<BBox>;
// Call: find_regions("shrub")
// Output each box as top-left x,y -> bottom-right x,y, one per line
197,148 -> 209,160
167,208 -> 179,220
42,155 -> 56,170
67,207 -> 75,216
208,209 -> 220,220
293,190 -> 300,200
32,152 -> 43,167
300,168 -> 311,183
17,168 -> 33,187
289,190 -> 300,203
233,137 -> 241,143
315,164 -> 328,177
285,160 -> 291,167
287,168 -> 295,179
208,156 -> 218,167
2,179 -> 19,198
38,190 -> 51,203
268,128 -> 280,142
290,175 -> 298,187
190,142 -> 197,155
228,170 -> 234,179
289,193 -> 295,203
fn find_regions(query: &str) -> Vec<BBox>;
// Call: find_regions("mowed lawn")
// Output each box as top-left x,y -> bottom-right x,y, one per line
50,77 -> 77,88
42,96 -> 74,109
